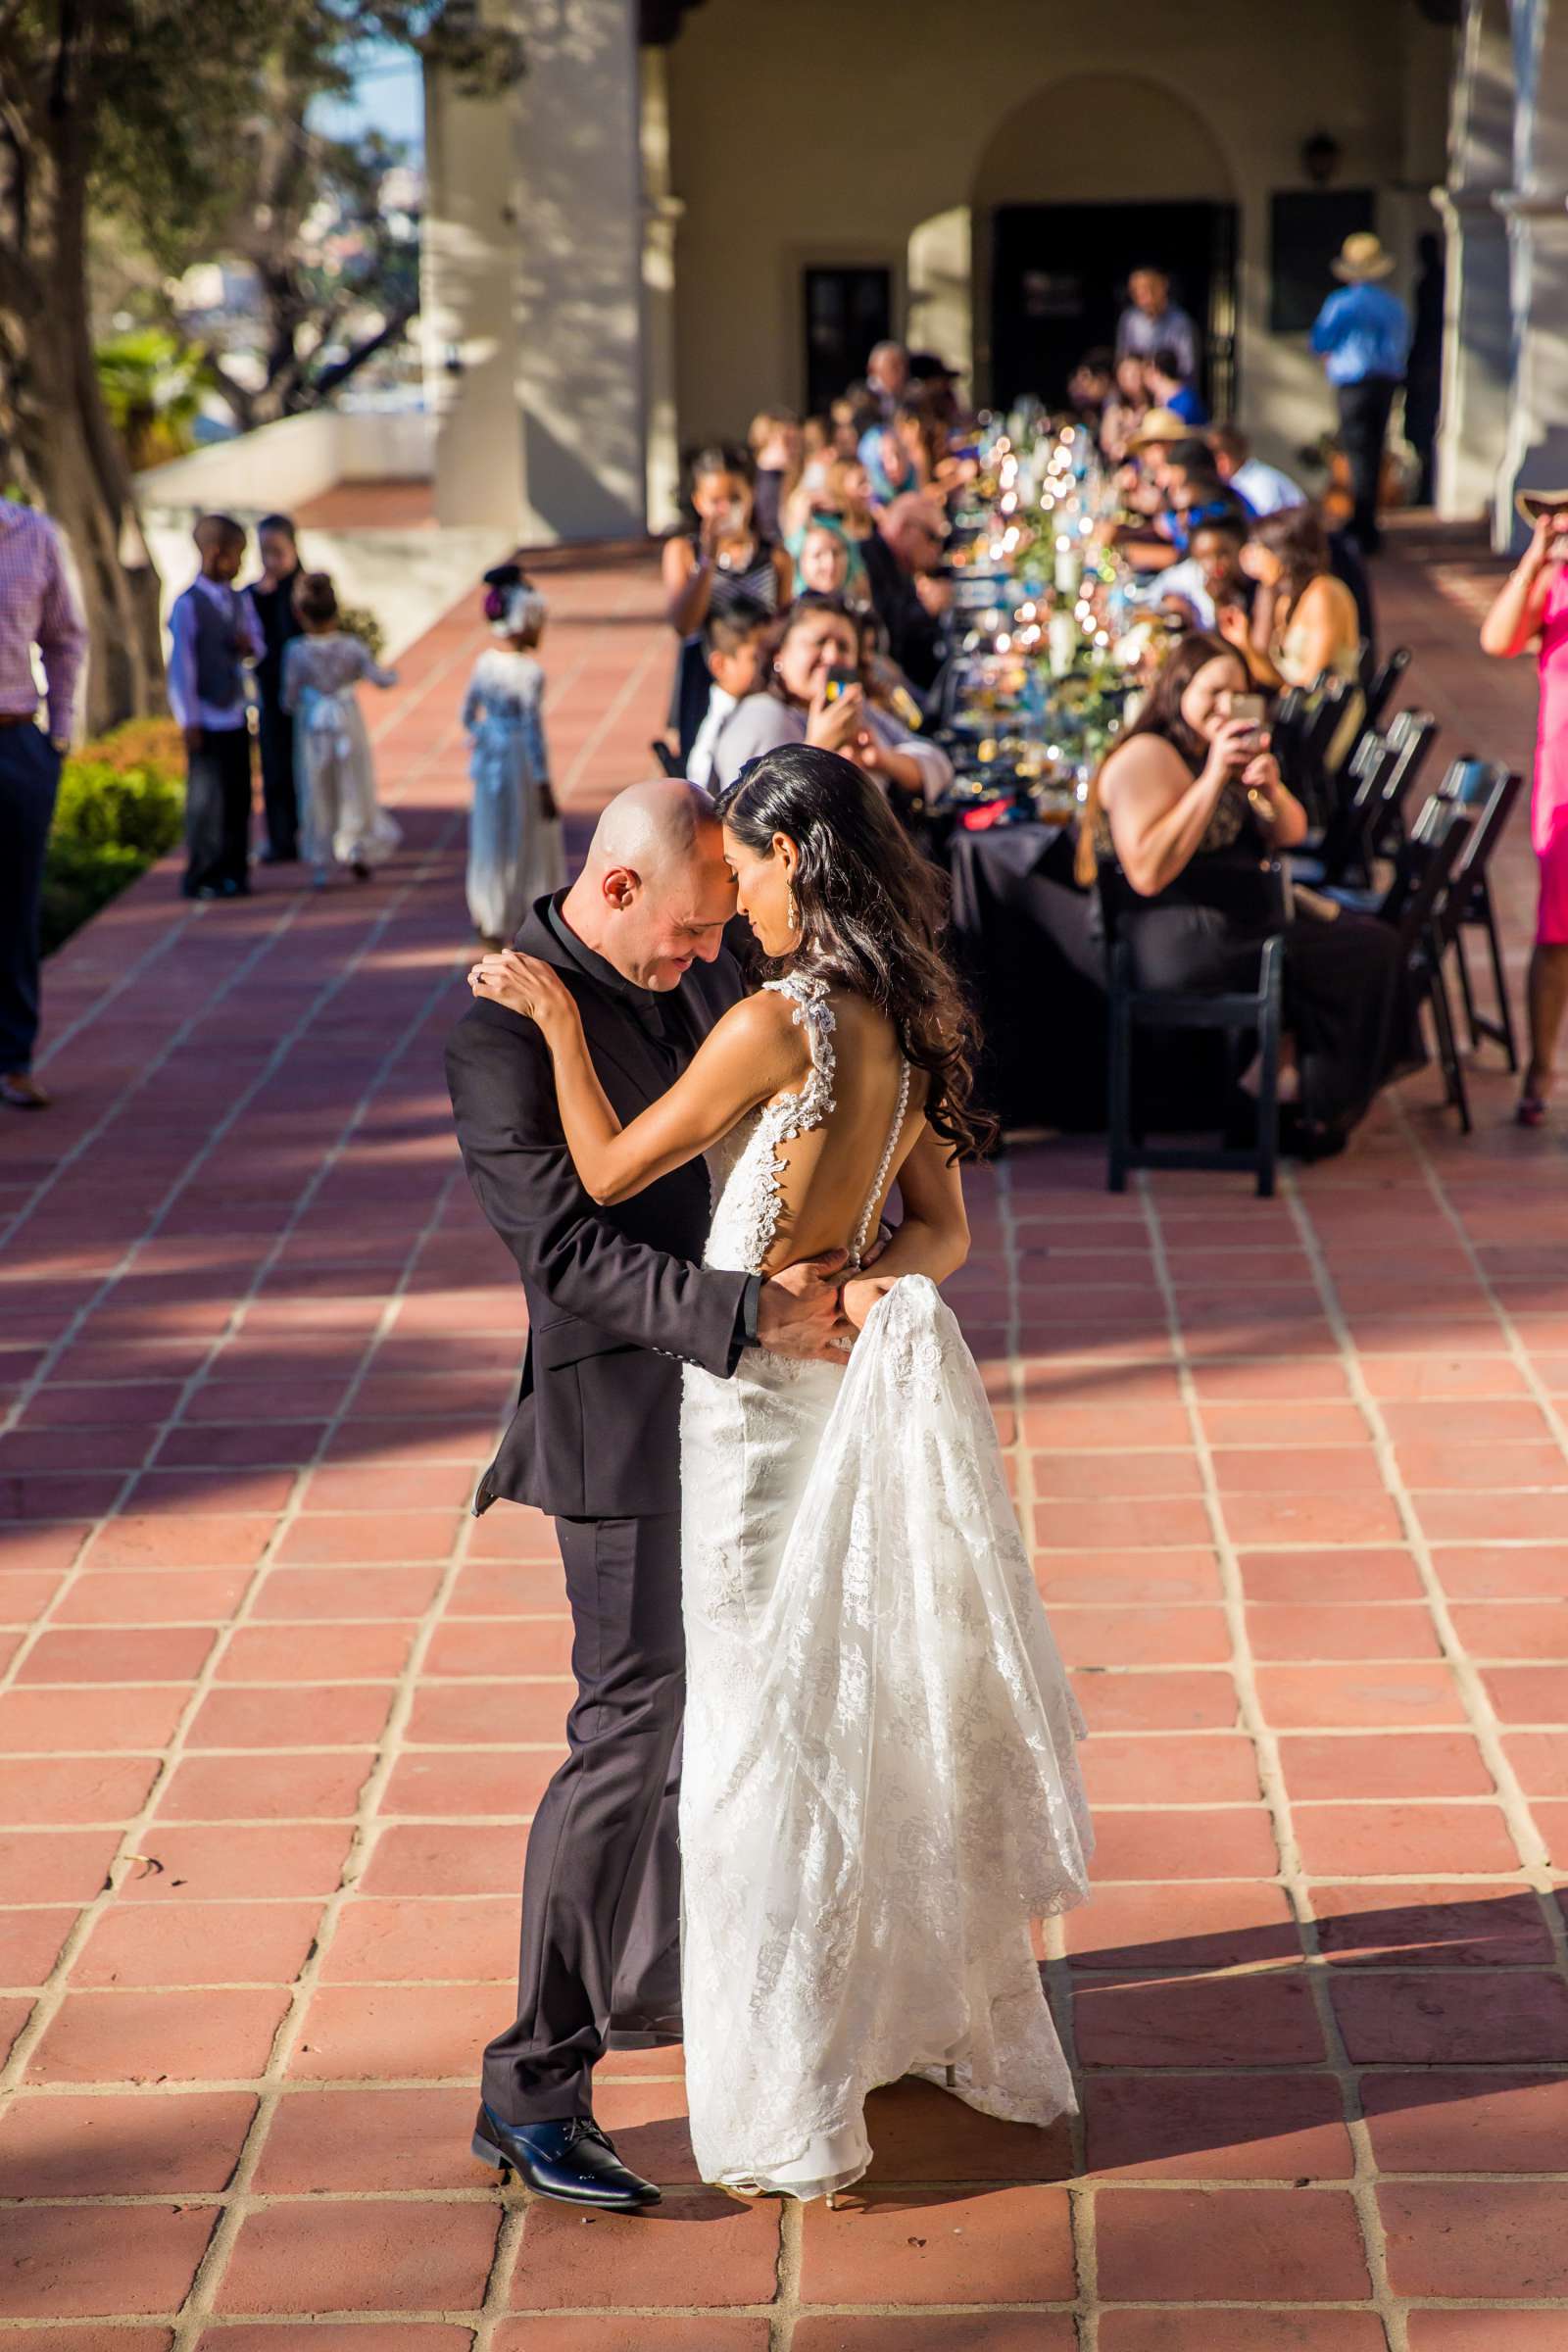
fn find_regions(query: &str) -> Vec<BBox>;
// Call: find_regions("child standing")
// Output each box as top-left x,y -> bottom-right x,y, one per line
246,513 -> 306,864
169,514 -> 262,901
281,571 -> 401,887
461,564 -> 564,948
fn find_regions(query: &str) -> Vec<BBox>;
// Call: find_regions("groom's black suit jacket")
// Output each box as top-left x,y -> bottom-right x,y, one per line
445,897 -> 753,1520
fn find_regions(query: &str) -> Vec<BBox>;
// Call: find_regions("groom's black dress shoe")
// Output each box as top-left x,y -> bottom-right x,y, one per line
471,2104 -> 662,2210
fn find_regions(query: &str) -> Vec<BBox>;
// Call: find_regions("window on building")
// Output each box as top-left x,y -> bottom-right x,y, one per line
804,267 -> 893,416
1269,190 -> 1377,334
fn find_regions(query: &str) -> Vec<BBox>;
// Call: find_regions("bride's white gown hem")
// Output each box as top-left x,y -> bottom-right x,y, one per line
678,972 -> 1093,2202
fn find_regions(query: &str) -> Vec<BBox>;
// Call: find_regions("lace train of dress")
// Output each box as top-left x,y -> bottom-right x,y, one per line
678,975 -> 1093,2200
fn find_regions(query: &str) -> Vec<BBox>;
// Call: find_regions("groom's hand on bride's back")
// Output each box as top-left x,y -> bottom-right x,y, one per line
757,1250 -> 855,1363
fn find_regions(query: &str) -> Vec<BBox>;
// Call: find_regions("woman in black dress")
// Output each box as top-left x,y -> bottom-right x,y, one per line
662,445 -> 794,757
1081,632 -> 1416,1147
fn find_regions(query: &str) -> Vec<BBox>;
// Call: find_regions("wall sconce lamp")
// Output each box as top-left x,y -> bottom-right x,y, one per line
1302,132 -> 1343,186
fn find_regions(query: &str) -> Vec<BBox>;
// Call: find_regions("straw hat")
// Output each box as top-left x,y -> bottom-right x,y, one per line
1128,407 -> 1190,450
1515,489 -> 1568,527
1332,231 -> 1396,283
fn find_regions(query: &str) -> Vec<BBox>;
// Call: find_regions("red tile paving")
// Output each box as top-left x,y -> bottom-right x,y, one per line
2,521 -> 1568,2345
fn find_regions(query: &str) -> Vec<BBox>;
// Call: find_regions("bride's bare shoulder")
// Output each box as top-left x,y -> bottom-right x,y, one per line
707,987 -> 813,1072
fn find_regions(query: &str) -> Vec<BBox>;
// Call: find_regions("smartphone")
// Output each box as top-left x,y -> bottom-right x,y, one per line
1231,693 -> 1266,731
822,665 -> 858,704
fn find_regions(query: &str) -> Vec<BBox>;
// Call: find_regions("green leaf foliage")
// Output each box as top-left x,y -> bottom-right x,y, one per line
42,749 -> 185,955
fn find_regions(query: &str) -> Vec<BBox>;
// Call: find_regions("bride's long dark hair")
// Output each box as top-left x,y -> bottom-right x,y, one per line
716,744 -> 995,1159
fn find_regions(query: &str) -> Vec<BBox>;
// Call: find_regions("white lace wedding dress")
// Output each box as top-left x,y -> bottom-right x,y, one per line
678,972 -> 1093,2201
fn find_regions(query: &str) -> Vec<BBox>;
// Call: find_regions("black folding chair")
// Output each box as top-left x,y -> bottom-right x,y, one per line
1377,797 -> 1480,1133
1432,760 -> 1524,1071
1101,860 -> 1287,1199
1306,712 -> 1440,896
1360,645 -> 1411,735
1280,675 -> 1357,830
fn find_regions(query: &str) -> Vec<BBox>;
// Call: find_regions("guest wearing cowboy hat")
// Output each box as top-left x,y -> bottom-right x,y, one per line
1309,230 -> 1410,556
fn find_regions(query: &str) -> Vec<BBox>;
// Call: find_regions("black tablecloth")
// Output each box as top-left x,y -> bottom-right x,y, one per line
947,821 -> 1109,1132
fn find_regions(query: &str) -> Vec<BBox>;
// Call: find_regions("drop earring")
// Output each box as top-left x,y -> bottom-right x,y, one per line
786,879 -> 801,940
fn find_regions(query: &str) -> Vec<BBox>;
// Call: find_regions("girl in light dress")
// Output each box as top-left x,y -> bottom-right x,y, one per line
280,571 -> 402,888
462,564 -> 565,950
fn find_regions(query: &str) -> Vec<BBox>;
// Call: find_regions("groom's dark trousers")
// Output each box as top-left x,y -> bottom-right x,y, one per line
445,894 -> 754,2126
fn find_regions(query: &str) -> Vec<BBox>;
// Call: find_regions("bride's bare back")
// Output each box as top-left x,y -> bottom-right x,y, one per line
758,988 -> 928,1277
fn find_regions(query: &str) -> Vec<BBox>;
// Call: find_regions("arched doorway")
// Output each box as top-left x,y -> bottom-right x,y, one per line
973,74 -> 1238,410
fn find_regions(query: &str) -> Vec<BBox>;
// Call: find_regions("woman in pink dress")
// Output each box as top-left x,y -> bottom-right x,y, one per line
1481,505 -> 1568,1125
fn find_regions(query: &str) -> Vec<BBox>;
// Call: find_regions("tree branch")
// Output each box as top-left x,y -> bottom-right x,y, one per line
308,299 -> 416,404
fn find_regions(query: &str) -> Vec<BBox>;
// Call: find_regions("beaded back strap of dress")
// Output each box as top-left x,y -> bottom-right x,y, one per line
850,1058 -> 911,1270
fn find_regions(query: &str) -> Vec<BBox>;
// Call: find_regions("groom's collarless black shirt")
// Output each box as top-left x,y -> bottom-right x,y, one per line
543,893 -> 761,1350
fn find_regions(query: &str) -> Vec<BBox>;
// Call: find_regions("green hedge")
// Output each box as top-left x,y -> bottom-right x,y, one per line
41,742 -> 184,956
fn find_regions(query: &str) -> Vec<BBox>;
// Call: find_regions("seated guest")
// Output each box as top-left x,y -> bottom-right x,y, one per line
748,408 -> 804,543
1123,408 -> 1193,497
1155,513 -> 1251,631
1081,631 -> 1415,1151
1101,353 -> 1152,464
1146,346 -> 1208,427
1068,348 -> 1116,436
788,511 -> 869,605
708,593 -> 952,807
907,352 -> 963,430
1162,454 -> 1250,544
662,445 -> 792,755
687,594 -> 771,794
859,491 -> 953,691
1227,506 -> 1362,695
829,394 -> 871,460
863,339 -> 910,420
858,402 -> 928,506
1116,265 -> 1199,382
1208,423 -> 1305,516
1117,436 -> 1242,576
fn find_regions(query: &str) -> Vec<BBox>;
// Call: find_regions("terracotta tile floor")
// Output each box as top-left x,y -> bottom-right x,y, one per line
2,523 -> 1567,2347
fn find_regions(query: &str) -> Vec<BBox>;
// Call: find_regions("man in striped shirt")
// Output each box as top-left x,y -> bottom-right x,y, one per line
0,489 -> 87,1111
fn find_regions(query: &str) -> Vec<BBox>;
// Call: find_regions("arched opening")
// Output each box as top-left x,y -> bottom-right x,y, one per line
972,73 -> 1238,410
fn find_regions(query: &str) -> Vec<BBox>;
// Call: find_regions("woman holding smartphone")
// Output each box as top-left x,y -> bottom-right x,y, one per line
1082,633 -> 1416,1151
1480,499 -> 1568,1126
707,594 -> 952,806
663,447 -> 796,755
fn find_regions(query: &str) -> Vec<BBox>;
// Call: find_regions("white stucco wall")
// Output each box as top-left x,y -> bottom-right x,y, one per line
662,0 -> 1452,473
135,411 -> 433,514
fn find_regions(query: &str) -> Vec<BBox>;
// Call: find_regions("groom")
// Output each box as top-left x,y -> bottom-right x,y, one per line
446,778 -> 849,2212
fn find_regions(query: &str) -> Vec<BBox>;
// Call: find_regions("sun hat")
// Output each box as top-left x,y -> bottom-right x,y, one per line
1332,231 -> 1396,283
1128,407 -> 1191,450
1515,488 -> 1568,526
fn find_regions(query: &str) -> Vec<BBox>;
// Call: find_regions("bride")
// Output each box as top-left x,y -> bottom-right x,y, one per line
468,743 -> 1092,2202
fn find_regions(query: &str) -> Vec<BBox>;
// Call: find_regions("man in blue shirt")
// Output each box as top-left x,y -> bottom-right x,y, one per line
1310,231 -> 1410,556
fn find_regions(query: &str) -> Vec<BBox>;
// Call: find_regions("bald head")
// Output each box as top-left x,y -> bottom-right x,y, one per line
867,340 -> 909,401
582,778 -> 714,883
562,778 -> 735,991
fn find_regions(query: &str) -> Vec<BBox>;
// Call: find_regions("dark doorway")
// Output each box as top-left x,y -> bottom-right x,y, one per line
804,266 -> 893,416
991,200 -> 1239,415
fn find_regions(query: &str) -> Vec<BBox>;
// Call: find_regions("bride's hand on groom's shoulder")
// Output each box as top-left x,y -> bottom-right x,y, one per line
757,1250 -> 856,1364
468,951 -> 576,1041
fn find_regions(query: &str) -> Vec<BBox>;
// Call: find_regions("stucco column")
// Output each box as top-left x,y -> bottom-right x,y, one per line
640,45 -> 684,535
423,56 -> 527,532
510,0 -> 648,541
1435,0 -> 1516,518
1495,0 -> 1568,547
907,207 -> 973,387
